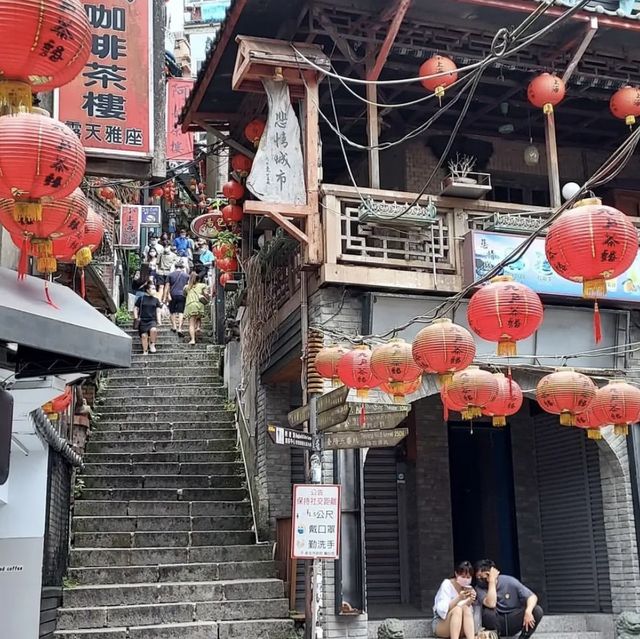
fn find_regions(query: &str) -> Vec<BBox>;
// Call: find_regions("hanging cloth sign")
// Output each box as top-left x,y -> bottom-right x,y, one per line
246,80 -> 306,206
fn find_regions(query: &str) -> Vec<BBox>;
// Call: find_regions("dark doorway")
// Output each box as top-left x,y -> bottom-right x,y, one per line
448,422 -> 520,576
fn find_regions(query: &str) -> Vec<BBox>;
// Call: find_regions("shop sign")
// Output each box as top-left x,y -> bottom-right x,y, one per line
167,78 -> 194,161
55,0 -> 154,159
140,205 -> 161,226
190,212 -> 224,239
292,484 -> 341,559
323,428 -> 409,450
118,204 -> 141,247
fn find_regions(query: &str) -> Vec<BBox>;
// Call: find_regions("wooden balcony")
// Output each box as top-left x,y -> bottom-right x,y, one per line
320,184 -> 550,294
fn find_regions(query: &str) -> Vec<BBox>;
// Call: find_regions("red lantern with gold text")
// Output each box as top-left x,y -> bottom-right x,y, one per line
217,256 -> 238,273
315,345 -> 349,387
536,368 -> 596,426
222,204 -> 243,225
467,276 -> 544,356
244,119 -> 266,146
231,154 -> 253,177
481,373 -> 523,427
575,408 -> 606,441
590,380 -> 640,437
419,55 -> 458,98
0,112 -> 86,221
0,0 -> 91,108
412,318 -> 476,383
527,73 -> 566,114
337,345 -> 381,399
371,338 -> 422,395
610,86 -> 640,127
380,376 -> 422,404
445,366 -> 499,420
441,384 -> 467,421
222,180 -> 245,203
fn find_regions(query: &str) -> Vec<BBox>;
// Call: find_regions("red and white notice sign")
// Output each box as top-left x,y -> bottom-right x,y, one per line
291,484 -> 341,560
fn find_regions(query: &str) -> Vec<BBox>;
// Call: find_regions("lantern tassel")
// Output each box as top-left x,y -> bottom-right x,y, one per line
44,281 -> 58,309
13,200 -> 42,223
614,424 -> 629,437
594,301 -> 602,344
560,412 -> 576,427
583,278 -> 607,299
80,269 -> 86,299
497,339 -> 517,357
0,80 -> 33,113
18,236 -> 29,280
359,404 -> 366,428
356,388 -> 369,400
588,429 -> 603,440
508,367 -> 513,395
438,373 -> 453,386
443,401 -> 449,422
493,416 -> 507,428
462,406 -> 482,420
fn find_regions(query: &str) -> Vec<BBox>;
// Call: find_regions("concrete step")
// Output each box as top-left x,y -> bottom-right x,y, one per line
104,376 -> 222,388
90,423 -> 235,433
217,619 -> 295,639
73,514 -> 253,533
73,530 -> 255,549
83,451 -> 239,464
81,475 -> 243,489
85,440 -> 239,454
89,429 -> 236,442
82,461 -> 242,476
93,411 -> 232,424
96,396 -> 229,408
68,560 -> 277,585
69,544 -> 272,568
78,488 -> 247,502
74,499 -> 252,518
100,385 -> 226,398
63,578 -> 284,607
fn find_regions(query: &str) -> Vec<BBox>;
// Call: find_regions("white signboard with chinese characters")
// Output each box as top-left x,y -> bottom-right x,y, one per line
246,80 -> 306,205
291,484 -> 341,560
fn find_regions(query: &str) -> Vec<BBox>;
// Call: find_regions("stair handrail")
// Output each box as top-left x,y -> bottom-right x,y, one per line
235,384 -> 265,544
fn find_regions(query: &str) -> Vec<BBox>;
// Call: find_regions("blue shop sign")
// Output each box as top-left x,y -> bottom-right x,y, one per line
463,230 -> 640,303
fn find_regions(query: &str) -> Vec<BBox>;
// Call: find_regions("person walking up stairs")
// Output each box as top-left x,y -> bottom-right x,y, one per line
55,326 -> 295,639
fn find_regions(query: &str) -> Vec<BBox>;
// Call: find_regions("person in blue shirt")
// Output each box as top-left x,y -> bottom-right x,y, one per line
199,240 -> 214,267
173,228 -> 191,257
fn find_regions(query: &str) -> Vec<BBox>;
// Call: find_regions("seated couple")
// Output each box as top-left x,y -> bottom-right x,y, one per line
433,559 -> 544,639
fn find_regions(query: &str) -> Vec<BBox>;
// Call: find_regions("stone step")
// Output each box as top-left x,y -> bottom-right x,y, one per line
82,461 -> 242,476
121,365 -> 219,376
57,598 -> 288,630
85,440 -> 238,454
83,451 -> 238,464
54,619 -> 295,639
67,560 -> 277,585
90,422 -> 235,433
78,488 -> 247,502
74,500 -> 252,518
89,429 -> 236,442
104,376 -> 222,388
93,411 -> 232,424
73,514 -> 253,533
100,385 -> 226,398
63,578 -> 284,607
81,475 -> 243,490
73,530 -> 255,549
69,544 -> 271,568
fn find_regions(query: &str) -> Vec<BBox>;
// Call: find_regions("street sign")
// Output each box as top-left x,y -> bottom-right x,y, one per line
292,484 -> 341,559
323,428 -> 409,450
316,404 -> 351,432
288,385 -> 350,427
267,424 -> 314,450
325,404 -> 410,433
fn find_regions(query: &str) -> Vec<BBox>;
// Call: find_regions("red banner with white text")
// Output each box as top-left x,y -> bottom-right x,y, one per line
167,78 -> 194,162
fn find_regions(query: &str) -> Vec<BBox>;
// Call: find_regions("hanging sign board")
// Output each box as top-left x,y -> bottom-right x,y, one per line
292,484 -> 341,560
118,205 -> 141,248
190,212 -> 225,240
325,405 -> 410,433
140,205 -> 161,226
288,385 -> 349,428
323,428 -> 409,450
167,78 -> 194,161
267,424 -> 314,450
55,0 -> 154,159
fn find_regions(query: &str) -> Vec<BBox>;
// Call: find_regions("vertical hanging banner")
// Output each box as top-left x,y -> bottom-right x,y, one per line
167,78 -> 195,161
119,205 -> 141,247
55,0 -> 153,159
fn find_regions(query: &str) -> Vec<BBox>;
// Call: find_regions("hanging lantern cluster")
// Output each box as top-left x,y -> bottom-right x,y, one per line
590,380 -> 640,437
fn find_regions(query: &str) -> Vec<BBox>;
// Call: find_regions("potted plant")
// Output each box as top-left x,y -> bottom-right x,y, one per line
441,153 -> 492,198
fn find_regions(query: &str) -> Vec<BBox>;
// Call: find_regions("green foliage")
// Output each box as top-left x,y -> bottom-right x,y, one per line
223,400 -> 236,412
213,230 -> 240,249
114,305 -> 131,326
62,577 -> 79,589
73,478 -> 85,499
128,251 -> 141,273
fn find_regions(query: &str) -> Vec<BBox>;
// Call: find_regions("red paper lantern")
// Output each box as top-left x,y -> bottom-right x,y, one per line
575,408 -> 605,441
0,0 -> 91,101
217,256 -> 238,273
337,345 -> 381,399
527,73 -> 566,114
219,272 -> 234,287
481,373 -> 523,427
441,384 -> 467,421
467,276 -> 544,356
213,243 -> 236,260
371,338 -> 422,383
419,55 -> 458,97
222,204 -> 243,225
610,86 -> 640,126
222,180 -> 245,203
545,198 -> 638,299
380,376 -> 422,404
0,113 -> 86,222
244,119 -> 266,146
445,366 -> 499,420
100,186 -> 115,201
590,380 -> 640,437
315,345 -> 350,387
536,368 -> 596,426
412,318 -> 476,383
231,153 -> 253,177
151,187 -> 164,198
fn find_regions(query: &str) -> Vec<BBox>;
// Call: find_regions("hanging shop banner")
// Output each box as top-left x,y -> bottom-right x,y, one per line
191,212 -> 225,239
167,78 -> 195,162
291,484 -> 341,560
119,205 -> 141,248
463,230 -> 640,304
140,205 -> 161,226
246,80 -> 306,206
55,0 -> 153,159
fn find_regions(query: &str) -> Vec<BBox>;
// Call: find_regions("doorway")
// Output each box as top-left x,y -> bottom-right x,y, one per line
448,422 -> 520,576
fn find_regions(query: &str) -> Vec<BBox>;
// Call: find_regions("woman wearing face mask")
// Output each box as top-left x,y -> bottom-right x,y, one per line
432,560 -> 477,639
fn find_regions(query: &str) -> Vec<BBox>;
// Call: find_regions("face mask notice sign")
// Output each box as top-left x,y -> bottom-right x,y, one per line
291,484 -> 341,560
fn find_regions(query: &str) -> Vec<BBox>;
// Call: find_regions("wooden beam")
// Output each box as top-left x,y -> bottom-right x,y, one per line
266,211 -> 309,245
545,112 -> 561,208
243,200 -> 310,218
562,17 -> 598,84
366,82 -> 380,189
200,124 -> 256,159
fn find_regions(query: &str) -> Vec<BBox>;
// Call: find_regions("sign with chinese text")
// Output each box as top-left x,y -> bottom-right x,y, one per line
246,80 -> 306,205
464,230 -> 640,304
323,428 -> 409,450
288,385 -> 349,428
190,212 -> 224,239
140,205 -> 161,226
119,205 -> 141,247
55,0 -> 153,159
292,484 -> 341,560
167,78 -> 194,161
267,424 -> 314,450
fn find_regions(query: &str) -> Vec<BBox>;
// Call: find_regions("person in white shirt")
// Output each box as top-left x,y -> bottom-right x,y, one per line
433,560 -> 477,639
143,234 -> 165,261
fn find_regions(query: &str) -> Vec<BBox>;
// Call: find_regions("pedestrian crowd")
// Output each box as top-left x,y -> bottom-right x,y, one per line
132,229 -> 214,354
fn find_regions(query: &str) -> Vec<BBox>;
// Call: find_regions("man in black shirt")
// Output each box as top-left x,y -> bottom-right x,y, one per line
167,260 -> 189,337
133,281 -> 162,354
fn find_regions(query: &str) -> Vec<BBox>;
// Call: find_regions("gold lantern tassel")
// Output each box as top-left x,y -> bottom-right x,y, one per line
13,200 -> 42,223
75,247 -> 93,268
560,411 -> 576,427
543,103 -> 554,115
492,416 -> 507,428
0,80 -> 33,114
438,372 -> 453,386
462,406 -> 482,420
33,239 -> 56,274
588,429 -> 603,440
614,424 -> 629,437
583,278 -> 607,299
356,388 -> 370,399
331,377 -> 342,388
497,338 -> 517,357
626,115 -> 636,127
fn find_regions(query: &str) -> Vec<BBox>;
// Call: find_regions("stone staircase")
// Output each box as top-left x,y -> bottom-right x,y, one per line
55,327 -> 295,639
367,614 -> 614,638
